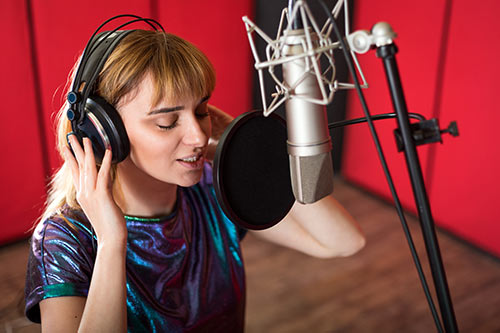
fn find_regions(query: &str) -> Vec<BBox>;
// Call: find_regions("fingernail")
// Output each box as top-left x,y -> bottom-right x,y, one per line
66,133 -> 75,146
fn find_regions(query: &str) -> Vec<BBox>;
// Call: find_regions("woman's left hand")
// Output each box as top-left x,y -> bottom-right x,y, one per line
206,104 -> 234,161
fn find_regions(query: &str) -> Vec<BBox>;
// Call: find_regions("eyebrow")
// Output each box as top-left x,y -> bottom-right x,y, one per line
147,96 -> 210,116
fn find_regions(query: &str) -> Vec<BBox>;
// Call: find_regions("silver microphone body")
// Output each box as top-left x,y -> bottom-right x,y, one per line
282,30 -> 334,204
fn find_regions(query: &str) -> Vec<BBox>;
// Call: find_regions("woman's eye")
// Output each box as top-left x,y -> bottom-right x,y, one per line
157,121 -> 178,131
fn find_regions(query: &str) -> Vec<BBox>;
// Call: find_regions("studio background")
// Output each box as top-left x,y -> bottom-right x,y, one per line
1,0 -> 499,263
1,1 -> 500,332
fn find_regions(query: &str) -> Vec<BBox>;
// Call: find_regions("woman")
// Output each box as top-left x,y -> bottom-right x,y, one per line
25,28 -> 365,332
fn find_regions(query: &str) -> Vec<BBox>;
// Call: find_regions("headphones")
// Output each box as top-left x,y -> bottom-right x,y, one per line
66,15 -> 165,163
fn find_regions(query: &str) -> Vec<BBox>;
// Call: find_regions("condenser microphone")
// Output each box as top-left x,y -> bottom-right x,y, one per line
282,29 -> 334,204
215,0 -> 367,227
242,0 -> 358,205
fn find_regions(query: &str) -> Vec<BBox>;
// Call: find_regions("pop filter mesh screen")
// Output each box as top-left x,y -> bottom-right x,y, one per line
213,111 -> 295,230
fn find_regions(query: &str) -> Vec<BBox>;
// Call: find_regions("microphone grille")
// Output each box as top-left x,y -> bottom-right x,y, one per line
289,152 -> 334,204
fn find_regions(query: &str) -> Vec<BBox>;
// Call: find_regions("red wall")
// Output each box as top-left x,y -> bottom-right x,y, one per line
342,0 -> 500,256
0,0 -> 253,245
0,1 -> 48,244
428,0 -> 500,256
157,1 -> 253,118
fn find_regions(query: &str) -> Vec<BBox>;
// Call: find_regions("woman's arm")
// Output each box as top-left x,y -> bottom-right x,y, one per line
251,194 -> 366,258
40,246 -> 127,332
40,244 -> 127,332
39,237 -> 127,331
206,106 -> 365,258
40,136 -> 128,332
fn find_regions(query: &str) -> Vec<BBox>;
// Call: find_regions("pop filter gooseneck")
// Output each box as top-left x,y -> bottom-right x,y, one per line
213,111 -> 295,230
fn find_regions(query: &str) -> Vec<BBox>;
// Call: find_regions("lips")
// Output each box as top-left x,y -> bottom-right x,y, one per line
177,153 -> 205,169
178,153 -> 202,162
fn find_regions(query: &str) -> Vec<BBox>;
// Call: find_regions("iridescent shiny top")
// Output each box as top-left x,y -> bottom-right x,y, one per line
25,163 -> 247,332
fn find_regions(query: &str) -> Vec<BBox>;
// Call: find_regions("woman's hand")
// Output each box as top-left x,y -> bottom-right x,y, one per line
206,104 -> 234,161
42,136 -> 129,331
64,135 -> 127,246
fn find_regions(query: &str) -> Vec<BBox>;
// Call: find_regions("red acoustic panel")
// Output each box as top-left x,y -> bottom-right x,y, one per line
0,1 -> 47,244
1,0 -> 254,244
29,0 -> 153,172
428,0 -> 500,256
342,0 -> 448,214
158,0 -> 254,118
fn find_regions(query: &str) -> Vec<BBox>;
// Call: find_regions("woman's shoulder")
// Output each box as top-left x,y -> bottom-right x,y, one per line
33,205 -> 91,241
30,205 -> 96,266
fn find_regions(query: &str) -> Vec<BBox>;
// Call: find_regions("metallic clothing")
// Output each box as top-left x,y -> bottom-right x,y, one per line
25,164 -> 246,332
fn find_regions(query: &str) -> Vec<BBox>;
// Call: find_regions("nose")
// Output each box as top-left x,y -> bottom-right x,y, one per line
182,114 -> 209,148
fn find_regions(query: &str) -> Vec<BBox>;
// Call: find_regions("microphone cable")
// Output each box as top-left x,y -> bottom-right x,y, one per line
328,112 -> 426,129
315,0 -> 444,331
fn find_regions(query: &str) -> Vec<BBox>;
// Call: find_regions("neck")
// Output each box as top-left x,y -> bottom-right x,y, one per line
113,161 -> 178,218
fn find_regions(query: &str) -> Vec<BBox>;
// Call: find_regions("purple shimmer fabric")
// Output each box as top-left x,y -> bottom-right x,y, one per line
25,163 -> 247,332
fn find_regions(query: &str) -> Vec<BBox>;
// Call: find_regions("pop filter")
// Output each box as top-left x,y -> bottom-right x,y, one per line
213,110 -> 295,230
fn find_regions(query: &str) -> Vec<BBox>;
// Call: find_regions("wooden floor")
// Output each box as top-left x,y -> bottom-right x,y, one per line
1,179 -> 499,332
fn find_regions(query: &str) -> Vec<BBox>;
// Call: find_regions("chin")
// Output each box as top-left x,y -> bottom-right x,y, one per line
176,175 -> 203,187
173,167 -> 205,187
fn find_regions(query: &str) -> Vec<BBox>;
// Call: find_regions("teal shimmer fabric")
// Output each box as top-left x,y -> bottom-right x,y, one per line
25,163 -> 247,332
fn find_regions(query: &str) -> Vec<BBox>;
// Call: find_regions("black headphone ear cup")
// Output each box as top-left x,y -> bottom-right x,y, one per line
76,95 -> 130,164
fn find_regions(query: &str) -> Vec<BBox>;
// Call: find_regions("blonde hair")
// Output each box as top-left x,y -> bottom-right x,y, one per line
41,30 -> 216,222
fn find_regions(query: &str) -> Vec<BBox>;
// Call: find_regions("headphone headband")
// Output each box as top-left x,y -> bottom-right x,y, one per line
76,30 -> 133,119
68,15 -> 165,119
65,15 -> 165,164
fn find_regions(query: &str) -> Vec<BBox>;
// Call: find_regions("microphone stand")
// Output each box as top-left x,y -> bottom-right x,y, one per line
242,2 -> 459,329
373,28 -> 458,333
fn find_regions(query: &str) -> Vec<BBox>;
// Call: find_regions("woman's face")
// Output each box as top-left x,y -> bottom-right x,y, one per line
117,72 -> 212,187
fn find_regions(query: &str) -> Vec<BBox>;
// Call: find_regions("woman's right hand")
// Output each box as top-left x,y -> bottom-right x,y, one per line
41,136 -> 129,332
64,135 -> 127,246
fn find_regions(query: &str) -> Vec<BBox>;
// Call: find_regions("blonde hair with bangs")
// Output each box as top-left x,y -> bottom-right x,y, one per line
42,30 -> 215,222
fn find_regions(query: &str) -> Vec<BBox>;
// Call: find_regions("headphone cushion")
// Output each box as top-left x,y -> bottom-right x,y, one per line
77,95 -> 130,163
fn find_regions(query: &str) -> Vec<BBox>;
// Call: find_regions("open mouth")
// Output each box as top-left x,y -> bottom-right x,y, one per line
177,153 -> 205,169
178,154 -> 202,163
